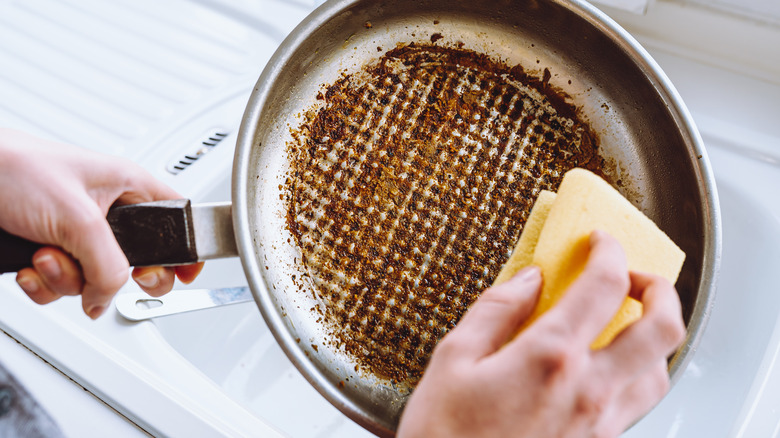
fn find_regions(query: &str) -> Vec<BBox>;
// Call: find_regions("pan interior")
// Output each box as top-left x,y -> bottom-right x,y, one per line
239,0 -> 712,434
282,42 -> 609,386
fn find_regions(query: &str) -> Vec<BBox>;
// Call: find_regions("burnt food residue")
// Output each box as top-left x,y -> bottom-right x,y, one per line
284,43 -> 604,385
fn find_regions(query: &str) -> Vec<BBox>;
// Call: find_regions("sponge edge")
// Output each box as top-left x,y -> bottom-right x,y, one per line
494,168 -> 686,349
493,190 -> 557,286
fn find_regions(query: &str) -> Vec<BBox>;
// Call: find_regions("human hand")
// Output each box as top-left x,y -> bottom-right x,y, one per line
0,128 -> 203,319
397,230 -> 686,438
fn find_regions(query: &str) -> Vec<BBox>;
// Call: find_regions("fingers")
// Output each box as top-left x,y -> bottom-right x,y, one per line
592,272 -> 685,384
594,359 -> 670,437
435,266 -> 542,361
16,248 -> 84,305
32,247 -> 84,296
16,249 -> 204,315
543,230 -> 630,345
174,262 -> 204,284
132,263 -> 204,297
16,269 -> 59,305
132,266 -> 176,297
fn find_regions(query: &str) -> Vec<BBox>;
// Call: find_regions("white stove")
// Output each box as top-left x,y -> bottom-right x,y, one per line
0,1 -> 779,437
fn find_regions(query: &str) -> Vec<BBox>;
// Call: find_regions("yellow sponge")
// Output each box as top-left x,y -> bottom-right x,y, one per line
493,190 -> 557,286
494,168 -> 685,349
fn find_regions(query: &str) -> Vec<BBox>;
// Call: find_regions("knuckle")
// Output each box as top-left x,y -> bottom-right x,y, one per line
87,262 -> 130,297
61,204 -> 105,241
102,267 -> 130,293
115,159 -> 156,191
629,368 -> 672,415
432,331 -> 468,359
650,364 -> 672,397
574,388 -> 611,421
592,267 -> 630,294
653,311 -> 687,348
116,163 -> 141,186
529,334 -> 579,382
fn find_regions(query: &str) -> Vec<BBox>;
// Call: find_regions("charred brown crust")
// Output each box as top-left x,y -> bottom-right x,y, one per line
284,43 -> 603,384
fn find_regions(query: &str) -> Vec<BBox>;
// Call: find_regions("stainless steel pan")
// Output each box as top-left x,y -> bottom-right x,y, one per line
0,0 -> 721,435
234,0 -> 720,434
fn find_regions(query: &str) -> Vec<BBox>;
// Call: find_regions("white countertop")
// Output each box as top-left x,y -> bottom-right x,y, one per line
0,326 -> 146,437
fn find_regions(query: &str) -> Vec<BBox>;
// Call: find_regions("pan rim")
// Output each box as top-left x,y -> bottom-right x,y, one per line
232,0 -> 386,433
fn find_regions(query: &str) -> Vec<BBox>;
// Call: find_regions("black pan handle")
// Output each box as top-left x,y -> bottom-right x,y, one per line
0,199 -> 198,274
0,229 -> 41,273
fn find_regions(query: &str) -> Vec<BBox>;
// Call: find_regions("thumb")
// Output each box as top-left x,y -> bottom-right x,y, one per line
441,266 -> 542,360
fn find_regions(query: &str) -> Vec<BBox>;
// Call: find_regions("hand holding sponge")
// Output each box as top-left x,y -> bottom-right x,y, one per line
494,168 -> 686,349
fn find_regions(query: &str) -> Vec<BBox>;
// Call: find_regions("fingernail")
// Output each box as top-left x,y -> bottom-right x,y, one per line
87,305 -> 106,320
135,271 -> 160,289
513,265 -> 541,281
17,275 -> 39,294
35,254 -> 62,280
590,229 -> 607,243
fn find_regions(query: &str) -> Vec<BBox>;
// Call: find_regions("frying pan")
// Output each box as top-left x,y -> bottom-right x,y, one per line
0,0 -> 721,435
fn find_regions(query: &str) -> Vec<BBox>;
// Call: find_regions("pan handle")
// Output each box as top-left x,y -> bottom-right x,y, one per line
115,286 -> 252,321
0,229 -> 41,274
0,199 -> 209,274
